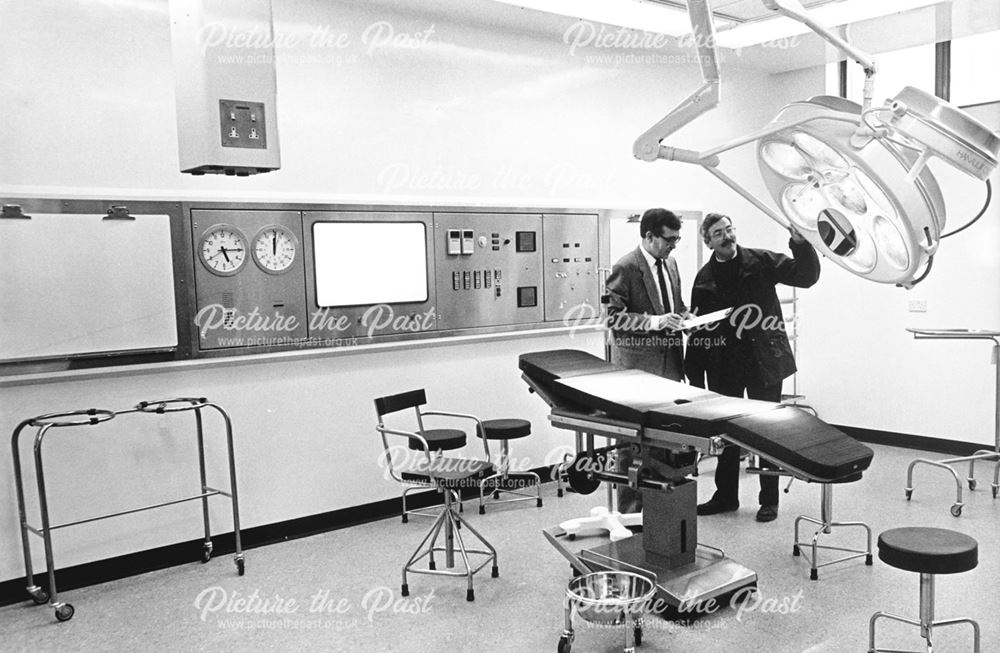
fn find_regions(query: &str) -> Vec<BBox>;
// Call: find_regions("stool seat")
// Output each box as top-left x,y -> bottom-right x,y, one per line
478,418 -> 532,440
409,428 -> 467,451
878,527 -> 978,575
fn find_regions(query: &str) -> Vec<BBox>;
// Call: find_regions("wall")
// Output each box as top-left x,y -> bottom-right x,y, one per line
0,0 -> 824,583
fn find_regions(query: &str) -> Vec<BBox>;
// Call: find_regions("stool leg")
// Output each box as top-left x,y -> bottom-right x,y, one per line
919,573 -> 935,644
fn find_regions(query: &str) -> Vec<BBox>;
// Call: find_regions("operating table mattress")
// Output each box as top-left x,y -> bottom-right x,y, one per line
520,349 -> 873,482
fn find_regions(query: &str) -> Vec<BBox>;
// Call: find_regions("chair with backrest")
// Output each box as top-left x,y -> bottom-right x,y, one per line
374,389 -> 499,601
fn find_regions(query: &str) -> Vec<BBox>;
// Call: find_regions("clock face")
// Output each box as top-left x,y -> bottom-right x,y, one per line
199,224 -> 248,276
252,225 -> 298,274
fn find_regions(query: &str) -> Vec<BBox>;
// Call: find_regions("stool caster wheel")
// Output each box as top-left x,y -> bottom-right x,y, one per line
537,498 -> 543,508
479,505 -> 486,515
992,485 -> 998,499
904,488 -> 913,500
792,544 -> 800,557
466,589 -> 475,602
55,603 -> 75,622
201,545 -> 213,563
557,488 -> 564,498
557,634 -> 572,653
402,514 -> 408,524
27,587 -> 49,605
865,553 -> 873,566
950,504 -> 963,517
236,557 -> 245,576
401,584 -> 409,597
491,565 -> 499,578
428,561 -> 436,571
810,569 -> 818,581
968,479 -> 977,491
493,490 -> 501,500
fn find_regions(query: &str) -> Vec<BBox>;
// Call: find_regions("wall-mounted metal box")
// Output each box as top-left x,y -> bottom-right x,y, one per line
169,0 -> 280,176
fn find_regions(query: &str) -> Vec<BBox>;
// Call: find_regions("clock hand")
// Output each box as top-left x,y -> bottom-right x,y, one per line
220,246 -> 231,263
272,233 -> 277,255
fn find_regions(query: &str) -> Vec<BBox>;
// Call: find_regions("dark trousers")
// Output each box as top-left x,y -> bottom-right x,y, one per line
710,380 -> 783,507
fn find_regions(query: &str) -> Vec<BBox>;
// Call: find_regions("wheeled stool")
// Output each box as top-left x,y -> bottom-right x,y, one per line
477,418 -> 542,513
869,527 -> 980,653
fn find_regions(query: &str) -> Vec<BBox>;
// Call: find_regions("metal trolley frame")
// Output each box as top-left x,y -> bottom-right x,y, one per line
904,329 -> 1000,517
10,397 -> 244,622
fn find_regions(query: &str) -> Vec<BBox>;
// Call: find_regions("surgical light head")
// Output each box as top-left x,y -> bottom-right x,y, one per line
634,0 -> 1000,288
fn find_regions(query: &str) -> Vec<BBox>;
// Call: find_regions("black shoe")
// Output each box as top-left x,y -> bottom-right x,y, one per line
697,499 -> 739,515
756,505 -> 778,522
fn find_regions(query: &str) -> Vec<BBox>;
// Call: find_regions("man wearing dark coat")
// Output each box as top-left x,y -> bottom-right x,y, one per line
686,212 -> 821,522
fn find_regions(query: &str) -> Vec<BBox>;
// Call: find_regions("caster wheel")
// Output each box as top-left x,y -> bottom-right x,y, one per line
202,549 -> 212,564
950,504 -> 963,517
792,545 -> 800,557
558,634 -> 572,653
491,565 -> 499,578
810,569 -> 818,581
479,505 -> 486,515
466,589 -> 475,602
634,626 -> 643,646
865,554 -> 873,566
401,584 -> 409,597
236,558 -> 245,576
968,479 -> 977,491
557,489 -> 564,498
493,490 -> 501,500
28,588 -> 49,605
537,498 -> 543,508
428,561 -> 436,570
55,603 -> 75,622
992,486 -> 998,499
402,514 -> 408,524
904,489 -> 913,501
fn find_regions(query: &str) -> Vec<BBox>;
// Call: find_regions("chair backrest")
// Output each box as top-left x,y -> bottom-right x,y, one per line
374,389 -> 427,418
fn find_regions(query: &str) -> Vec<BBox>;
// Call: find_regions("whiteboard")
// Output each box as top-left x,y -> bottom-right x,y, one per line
0,213 -> 178,361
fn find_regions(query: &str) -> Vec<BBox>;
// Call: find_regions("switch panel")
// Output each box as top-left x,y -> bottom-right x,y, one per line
220,100 -> 267,149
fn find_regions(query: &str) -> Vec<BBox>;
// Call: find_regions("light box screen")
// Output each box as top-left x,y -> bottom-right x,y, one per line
313,222 -> 428,307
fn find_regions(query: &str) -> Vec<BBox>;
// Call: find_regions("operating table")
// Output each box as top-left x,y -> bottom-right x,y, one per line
520,349 -> 875,611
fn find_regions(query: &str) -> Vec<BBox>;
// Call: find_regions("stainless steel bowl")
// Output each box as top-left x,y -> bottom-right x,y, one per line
566,571 -> 656,625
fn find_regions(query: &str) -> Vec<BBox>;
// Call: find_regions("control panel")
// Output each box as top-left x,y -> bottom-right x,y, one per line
433,213 -> 544,329
542,214 -> 600,321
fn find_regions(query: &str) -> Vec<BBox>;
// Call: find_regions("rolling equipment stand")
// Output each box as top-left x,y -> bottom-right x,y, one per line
904,329 -> 1000,516
10,397 -> 244,622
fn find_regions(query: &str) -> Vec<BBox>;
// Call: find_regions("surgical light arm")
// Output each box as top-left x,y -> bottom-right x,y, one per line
632,0 -> 882,231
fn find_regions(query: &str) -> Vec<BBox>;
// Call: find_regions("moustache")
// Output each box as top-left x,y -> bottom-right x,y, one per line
721,238 -> 735,247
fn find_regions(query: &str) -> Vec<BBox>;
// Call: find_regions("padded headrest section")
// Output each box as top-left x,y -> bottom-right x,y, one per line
725,408 -> 874,481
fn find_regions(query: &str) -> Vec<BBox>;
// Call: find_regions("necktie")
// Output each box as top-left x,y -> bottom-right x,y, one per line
655,258 -> 672,314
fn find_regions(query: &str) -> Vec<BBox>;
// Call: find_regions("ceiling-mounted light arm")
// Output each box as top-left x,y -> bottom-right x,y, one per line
763,0 -> 881,117
762,0 -> 877,76
633,0 -> 720,165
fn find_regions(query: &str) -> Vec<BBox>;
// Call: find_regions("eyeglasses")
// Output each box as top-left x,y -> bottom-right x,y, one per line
709,226 -> 735,239
657,233 -> 682,245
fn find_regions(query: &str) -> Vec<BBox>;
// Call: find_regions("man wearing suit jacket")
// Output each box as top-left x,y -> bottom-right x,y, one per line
605,208 -> 687,512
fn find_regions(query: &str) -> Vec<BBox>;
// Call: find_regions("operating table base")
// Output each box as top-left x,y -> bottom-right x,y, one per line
545,527 -> 757,616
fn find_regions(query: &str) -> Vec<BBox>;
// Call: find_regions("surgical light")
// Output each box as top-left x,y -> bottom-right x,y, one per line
634,0 -> 1000,287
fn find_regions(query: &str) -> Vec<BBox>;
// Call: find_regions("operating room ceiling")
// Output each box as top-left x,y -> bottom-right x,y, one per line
368,0 -> 1000,73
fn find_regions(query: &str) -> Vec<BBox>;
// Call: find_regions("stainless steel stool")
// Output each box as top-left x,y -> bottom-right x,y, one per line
477,418 -> 542,513
869,527 -> 980,653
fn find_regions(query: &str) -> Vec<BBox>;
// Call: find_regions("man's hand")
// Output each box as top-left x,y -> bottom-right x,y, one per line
650,313 -> 685,331
789,225 -> 808,245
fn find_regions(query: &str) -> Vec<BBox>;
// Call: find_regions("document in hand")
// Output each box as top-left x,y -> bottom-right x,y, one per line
681,307 -> 733,330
